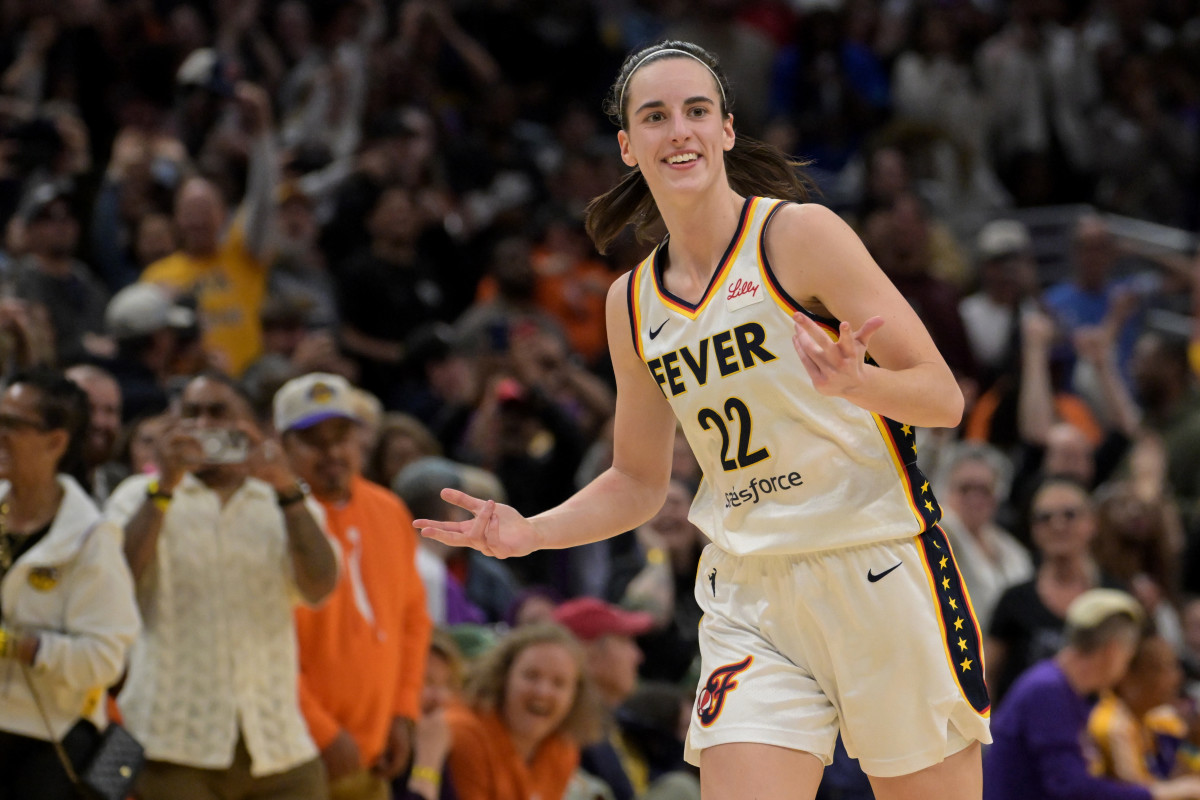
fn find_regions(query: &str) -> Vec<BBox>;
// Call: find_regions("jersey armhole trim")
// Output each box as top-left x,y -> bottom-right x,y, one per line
759,201 -> 840,331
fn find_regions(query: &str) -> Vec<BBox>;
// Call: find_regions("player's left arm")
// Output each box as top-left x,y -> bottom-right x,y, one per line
765,202 -> 963,428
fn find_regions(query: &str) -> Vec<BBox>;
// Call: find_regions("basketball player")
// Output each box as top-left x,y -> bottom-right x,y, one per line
415,41 -> 989,800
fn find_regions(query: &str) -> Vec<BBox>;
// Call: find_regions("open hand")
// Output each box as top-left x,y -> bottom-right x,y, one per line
792,313 -> 884,398
414,489 -> 538,559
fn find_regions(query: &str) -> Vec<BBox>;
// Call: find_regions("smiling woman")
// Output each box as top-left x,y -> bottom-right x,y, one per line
0,369 -> 141,799
414,39 -> 981,800
442,623 -> 602,800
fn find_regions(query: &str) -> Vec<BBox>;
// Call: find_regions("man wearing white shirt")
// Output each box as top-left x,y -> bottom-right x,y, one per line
107,372 -> 338,800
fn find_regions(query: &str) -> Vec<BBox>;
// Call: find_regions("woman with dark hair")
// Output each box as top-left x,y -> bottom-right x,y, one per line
0,368 -> 141,798
417,40 -> 984,799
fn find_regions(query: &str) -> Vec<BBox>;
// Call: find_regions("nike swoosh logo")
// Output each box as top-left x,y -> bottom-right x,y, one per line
867,562 -> 902,583
648,319 -> 669,339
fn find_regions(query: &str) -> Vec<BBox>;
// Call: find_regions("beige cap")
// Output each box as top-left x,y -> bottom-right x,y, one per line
976,219 -> 1032,262
273,372 -> 359,433
1065,588 -> 1143,631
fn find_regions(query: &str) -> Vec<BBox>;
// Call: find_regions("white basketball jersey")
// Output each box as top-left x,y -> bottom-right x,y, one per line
627,196 -> 942,556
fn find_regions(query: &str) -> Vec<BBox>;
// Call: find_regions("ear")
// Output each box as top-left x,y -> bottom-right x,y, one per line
617,130 -> 637,168
723,114 -> 735,152
45,428 -> 70,465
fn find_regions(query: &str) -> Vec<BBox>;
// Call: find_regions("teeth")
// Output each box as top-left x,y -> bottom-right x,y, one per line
668,153 -> 698,164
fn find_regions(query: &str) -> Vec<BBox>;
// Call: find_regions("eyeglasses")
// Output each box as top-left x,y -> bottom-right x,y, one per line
1032,507 -> 1085,526
953,482 -> 995,496
0,413 -> 48,433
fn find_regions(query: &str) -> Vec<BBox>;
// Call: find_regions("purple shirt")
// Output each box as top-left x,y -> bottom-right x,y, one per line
984,659 -> 1153,800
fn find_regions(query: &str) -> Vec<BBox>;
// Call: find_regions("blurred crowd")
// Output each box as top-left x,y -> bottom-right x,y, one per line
2,0 -> 1200,798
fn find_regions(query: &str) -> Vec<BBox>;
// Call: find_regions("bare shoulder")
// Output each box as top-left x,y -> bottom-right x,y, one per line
766,201 -> 861,257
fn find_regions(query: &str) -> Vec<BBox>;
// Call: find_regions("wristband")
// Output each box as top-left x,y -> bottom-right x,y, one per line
645,547 -> 666,566
145,478 -> 173,512
410,765 -> 441,789
276,483 -> 308,508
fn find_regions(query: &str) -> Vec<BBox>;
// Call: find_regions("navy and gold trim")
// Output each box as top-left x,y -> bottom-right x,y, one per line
916,525 -> 990,716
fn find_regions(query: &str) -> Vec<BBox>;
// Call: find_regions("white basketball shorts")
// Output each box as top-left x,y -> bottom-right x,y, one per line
684,525 -> 992,778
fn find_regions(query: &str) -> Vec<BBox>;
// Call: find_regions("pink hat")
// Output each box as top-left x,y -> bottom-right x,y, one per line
553,597 -> 655,642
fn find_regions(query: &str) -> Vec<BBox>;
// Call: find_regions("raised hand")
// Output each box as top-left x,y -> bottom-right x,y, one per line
792,312 -> 884,398
413,489 -> 539,559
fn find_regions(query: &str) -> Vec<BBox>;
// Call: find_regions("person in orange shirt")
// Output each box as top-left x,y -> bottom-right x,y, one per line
275,372 -> 433,800
445,623 -> 603,800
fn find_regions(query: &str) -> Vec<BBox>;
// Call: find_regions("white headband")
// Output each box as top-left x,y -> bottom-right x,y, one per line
618,48 -> 726,122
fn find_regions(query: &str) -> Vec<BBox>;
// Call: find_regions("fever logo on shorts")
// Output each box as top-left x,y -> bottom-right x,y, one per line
696,655 -> 753,727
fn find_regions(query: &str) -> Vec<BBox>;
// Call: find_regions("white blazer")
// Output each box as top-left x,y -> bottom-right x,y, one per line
0,475 -> 141,740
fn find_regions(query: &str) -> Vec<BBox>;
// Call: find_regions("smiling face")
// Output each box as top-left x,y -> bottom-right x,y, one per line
501,642 -> 580,749
617,56 -> 735,199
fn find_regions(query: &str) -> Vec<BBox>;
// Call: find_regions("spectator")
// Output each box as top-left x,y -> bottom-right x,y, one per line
11,184 -> 109,365
984,589 -> 1200,800
959,220 -> 1039,392
608,478 -> 706,685
398,629 -> 465,800
335,185 -> 446,406
99,282 -> 197,424
393,456 -> 518,625
987,477 -> 1119,705
275,371 -> 433,800
1089,633 -> 1196,784
367,412 -> 442,489
106,372 -> 338,799
64,363 -> 126,503
0,368 -> 141,800
553,596 -> 655,800
139,81 -> 278,377
444,622 -> 603,800
936,442 -> 1034,631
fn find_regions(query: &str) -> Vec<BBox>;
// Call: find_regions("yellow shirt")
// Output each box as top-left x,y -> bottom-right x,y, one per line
141,222 -> 267,376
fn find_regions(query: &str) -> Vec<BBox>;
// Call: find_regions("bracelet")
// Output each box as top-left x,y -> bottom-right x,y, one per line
145,478 -> 173,512
410,765 -> 441,789
645,547 -> 667,566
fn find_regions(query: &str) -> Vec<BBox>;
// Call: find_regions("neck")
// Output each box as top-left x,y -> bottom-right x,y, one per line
34,253 -> 72,277
508,731 -> 540,763
1043,553 -> 1093,583
1055,649 -> 1099,695
4,475 -> 64,533
372,239 -> 415,264
656,190 -> 744,283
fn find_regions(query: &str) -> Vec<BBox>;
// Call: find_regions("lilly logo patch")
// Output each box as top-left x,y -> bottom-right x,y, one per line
726,278 -> 764,311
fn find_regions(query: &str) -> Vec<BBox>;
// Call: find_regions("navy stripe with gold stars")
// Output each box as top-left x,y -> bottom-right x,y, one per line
916,525 -> 990,715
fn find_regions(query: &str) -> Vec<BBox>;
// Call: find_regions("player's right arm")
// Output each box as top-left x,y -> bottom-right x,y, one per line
414,272 -> 678,558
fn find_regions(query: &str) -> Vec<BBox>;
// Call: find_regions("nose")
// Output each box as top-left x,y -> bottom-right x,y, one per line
669,112 -> 690,142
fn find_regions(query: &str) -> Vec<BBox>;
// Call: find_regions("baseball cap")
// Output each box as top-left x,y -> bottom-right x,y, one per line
21,182 -> 72,223
976,219 -> 1032,262
1065,589 -> 1143,632
552,597 -> 655,642
175,48 -> 235,98
272,372 -> 359,433
105,283 -> 197,340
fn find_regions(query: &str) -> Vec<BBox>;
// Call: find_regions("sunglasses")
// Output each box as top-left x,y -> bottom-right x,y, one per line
0,413 -> 49,433
1032,507 -> 1084,526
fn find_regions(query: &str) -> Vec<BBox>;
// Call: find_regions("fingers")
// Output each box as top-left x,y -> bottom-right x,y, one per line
414,498 -> 499,556
439,487 -> 488,515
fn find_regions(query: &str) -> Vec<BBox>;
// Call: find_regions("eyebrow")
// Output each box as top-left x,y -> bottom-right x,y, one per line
632,95 -> 716,116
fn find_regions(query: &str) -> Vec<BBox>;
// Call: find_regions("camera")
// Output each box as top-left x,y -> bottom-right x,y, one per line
193,429 -> 249,464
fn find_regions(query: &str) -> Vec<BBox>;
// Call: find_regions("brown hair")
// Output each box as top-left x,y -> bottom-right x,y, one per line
463,622 -> 604,745
584,40 -> 816,255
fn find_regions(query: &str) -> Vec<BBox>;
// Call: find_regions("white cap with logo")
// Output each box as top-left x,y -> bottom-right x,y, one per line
273,372 -> 360,433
